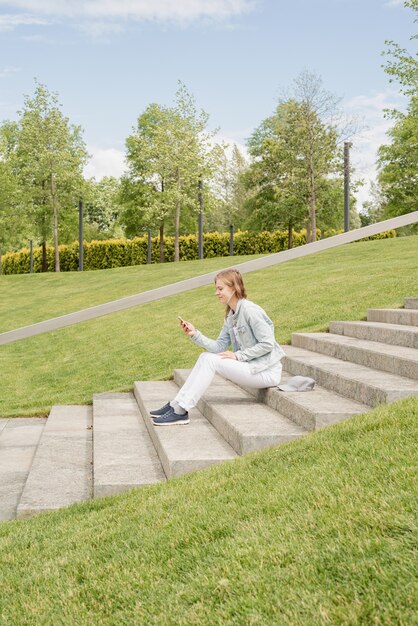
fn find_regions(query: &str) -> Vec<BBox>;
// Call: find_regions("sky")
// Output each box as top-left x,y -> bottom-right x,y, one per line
0,0 -> 415,210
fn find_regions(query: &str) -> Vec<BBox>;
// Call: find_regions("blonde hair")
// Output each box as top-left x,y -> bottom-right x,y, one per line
215,269 -> 247,317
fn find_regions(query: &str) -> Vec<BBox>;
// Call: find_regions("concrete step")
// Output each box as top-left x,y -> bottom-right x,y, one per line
405,297 -> 418,310
0,418 -> 46,521
173,369 -> 306,454
367,308 -> 418,326
329,320 -> 418,349
238,371 -> 369,432
93,392 -> 165,497
292,332 -> 418,380
16,406 -> 93,519
282,345 -> 418,407
134,380 -> 237,478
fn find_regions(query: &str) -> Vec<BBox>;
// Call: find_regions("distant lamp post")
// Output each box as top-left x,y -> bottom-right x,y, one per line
79,198 -> 84,271
198,175 -> 203,260
344,142 -> 352,233
30,239 -> 34,273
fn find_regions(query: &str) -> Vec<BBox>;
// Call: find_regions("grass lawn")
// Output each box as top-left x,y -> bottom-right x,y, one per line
0,397 -> 416,625
1,236 -> 417,417
0,254 -> 261,333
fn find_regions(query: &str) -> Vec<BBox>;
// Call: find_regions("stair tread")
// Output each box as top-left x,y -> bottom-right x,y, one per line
173,369 -> 306,454
134,380 -> 237,478
93,392 -> 165,497
175,369 -> 306,435
284,345 -> 418,392
293,332 -> 418,361
332,320 -> 418,334
17,406 -> 93,518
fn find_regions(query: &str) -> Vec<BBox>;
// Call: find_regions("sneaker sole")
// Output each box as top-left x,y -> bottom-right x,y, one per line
153,419 -> 190,426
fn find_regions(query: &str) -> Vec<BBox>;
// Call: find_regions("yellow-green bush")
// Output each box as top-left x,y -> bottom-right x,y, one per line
0,228 -> 396,275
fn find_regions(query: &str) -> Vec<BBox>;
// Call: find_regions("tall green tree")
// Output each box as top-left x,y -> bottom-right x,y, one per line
378,0 -> 418,218
214,144 -> 250,230
11,80 -> 88,271
245,86 -> 345,244
125,82 -> 220,261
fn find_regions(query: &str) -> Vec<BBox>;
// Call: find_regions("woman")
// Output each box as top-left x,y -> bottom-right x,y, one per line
151,268 -> 285,425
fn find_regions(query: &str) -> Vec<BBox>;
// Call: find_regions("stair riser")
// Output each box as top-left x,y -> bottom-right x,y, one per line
368,309 -> 418,326
292,334 -> 418,380
282,356 -> 412,407
330,321 -> 418,349
405,298 -> 418,310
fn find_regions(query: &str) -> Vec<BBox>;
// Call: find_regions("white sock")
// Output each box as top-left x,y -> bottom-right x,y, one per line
170,400 -> 187,415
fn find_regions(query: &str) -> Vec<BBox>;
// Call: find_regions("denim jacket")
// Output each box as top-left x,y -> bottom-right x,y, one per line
190,298 -> 285,374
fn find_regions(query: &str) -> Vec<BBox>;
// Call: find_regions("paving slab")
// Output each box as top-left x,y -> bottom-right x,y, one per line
134,381 -> 237,478
329,320 -> 418,349
0,418 -> 46,521
93,392 -> 165,497
0,419 -> 8,434
283,346 -> 418,407
238,371 -> 369,431
173,369 -> 306,454
292,332 -> 418,380
368,308 -> 418,326
17,406 -> 92,519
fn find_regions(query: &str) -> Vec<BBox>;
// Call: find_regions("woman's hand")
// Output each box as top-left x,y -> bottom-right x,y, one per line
179,319 -> 196,337
218,351 -> 237,360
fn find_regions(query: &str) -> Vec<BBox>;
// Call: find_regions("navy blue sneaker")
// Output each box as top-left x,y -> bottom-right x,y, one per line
149,402 -> 172,417
153,407 -> 189,426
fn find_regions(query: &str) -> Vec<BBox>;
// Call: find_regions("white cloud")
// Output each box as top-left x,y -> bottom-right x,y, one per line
0,66 -> 21,78
0,13 -> 49,30
344,89 -> 405,209
0,1 -> 255,27
84,146 -> 126,180
384,0 -> 404,7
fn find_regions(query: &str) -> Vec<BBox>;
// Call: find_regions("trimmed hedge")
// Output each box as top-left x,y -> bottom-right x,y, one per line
0,228 -> 396,275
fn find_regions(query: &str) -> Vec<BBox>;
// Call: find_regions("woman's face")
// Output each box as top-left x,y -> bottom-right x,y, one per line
215,279 -> 235,305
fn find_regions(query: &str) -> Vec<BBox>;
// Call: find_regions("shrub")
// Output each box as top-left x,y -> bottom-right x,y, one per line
0,228 -> 397,275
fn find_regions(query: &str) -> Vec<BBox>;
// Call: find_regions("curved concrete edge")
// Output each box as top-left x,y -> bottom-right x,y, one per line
1,210 -> 417,347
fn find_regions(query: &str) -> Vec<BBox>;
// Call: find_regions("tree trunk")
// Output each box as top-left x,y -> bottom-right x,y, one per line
287,222 -> 293,249
41,241 -> 48,272
159,224 -> 164,263
51,173 -> 60,272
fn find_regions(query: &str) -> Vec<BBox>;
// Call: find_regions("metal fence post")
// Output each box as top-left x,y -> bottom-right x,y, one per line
30,239 -> 34,273
229,224 -> 234,256
79,199 -> 84,271
147,230 -> 152,264
344,142 -> 351,233
198,176 -> 203,260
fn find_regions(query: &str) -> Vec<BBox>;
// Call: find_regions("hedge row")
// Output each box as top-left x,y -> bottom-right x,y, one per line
0,228 -> 396,275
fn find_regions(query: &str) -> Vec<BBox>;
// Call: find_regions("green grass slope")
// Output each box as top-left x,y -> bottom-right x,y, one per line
0,397 -> 416,625
1,236 -> 417,417
0,254 -> 260,333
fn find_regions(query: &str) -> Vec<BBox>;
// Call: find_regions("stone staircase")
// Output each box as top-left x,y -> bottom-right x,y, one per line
1,297 -> 418,521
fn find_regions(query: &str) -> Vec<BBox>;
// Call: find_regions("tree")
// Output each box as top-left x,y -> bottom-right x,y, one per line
12,80 -> 88,271
83,176 -> 124,239
378,0 -> 418,218
213,144 -> 250,230
245,89 -> 344,245
125,82 -> 220,261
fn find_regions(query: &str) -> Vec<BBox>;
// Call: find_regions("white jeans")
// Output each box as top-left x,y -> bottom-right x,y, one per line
174,352 -> 283,411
